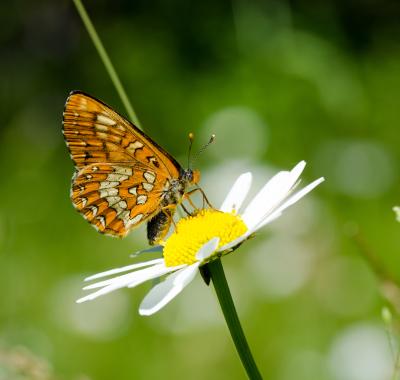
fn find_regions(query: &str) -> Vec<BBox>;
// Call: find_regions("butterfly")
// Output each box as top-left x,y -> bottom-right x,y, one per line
62,91 -> 201,245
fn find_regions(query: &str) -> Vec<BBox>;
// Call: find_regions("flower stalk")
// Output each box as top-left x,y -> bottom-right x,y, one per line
207,259 -> 263,380
72,0 -> 142,129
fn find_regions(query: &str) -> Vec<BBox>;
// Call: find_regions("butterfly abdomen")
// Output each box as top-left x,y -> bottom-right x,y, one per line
147,209 -> 174,245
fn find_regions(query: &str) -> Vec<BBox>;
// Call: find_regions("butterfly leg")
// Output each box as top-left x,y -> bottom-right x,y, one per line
197,187 -> 214,208
161,204 -> 178,228
184,187 -> 214,210
179,202 -> 193,216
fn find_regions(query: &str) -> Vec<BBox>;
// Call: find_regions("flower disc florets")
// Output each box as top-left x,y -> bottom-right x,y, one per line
163,209 -> 248,267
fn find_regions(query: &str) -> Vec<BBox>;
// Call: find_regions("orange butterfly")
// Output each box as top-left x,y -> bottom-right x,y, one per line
62,91 -> 201,245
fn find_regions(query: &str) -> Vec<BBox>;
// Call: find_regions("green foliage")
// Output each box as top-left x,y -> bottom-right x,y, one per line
1,1 -> 400,379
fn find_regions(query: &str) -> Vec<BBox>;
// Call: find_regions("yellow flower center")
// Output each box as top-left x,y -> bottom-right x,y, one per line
163,209 -> 248,267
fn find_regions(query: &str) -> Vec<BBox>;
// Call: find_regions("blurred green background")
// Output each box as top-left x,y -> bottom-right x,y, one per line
1,0 -> 400,379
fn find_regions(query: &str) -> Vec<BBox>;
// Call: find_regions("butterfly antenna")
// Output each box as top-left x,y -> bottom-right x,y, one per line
190,134 -> 215,168
188,132 -> 195,169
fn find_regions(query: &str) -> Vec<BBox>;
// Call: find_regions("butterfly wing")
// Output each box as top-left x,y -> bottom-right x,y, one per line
71,163 -> 169,237
62,91 -> 181,177
62,91 -> 181,237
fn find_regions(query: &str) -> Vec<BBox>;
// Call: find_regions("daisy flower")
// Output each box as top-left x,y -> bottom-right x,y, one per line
77,161 -> 324,316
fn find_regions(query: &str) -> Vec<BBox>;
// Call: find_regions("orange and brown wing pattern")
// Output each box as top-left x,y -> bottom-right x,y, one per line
62,91 -> 181,178
71,163 -> 169,237
62,91 -> 182,237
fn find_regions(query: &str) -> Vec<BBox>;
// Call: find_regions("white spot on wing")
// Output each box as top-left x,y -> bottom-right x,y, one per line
163,180 -> 170,191
128,187 -> 137,195
106,173 -> 128,182
148,156 -> 158,166
95,124 -> 109,132
118,200 -> 127,209
142,182 -> 154,192
106,196 -> 121,205
100,188 -> 118,197
129,214 -> 143,226
100,181 -> 119,189
96,216 -> 106,228
137,195 -> 147,205
113,166 -> 133,176
144,171 -> 156,184
112,200 -> 128,214
88,205 -> 98,217
126,141 -> 144,155
122,212 -> 144,228
96,131 -> 108,139
120,210 -> 131,226
97,114 -> 116,126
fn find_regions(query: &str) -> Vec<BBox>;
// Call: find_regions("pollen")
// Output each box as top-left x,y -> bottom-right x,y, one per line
163,209 -> 248,267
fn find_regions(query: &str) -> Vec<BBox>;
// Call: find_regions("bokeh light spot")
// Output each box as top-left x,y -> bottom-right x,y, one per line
201,107 -> 268,161
328,324 -> 392,380
314,140 -> 396,198
245,236 -> 315,299
49,276 -> 131,341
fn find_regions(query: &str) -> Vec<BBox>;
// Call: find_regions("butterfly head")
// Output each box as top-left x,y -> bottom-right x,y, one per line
181,168 -> 201,186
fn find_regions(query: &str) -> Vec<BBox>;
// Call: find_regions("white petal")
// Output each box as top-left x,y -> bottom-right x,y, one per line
242,161 -> 306,230
254,211 -> 282,230
76,263 -> 178,303
220,172 -> 252,213
84,258 -> 164,281
219,165 -> 322,252
290,160 -> 307,180
218,235 -> 246,252
139,263 -> 200,316
84,262 -> 182,290
253,177 -> 325,232
196,237 -> 220,261
130,245 -> 163,258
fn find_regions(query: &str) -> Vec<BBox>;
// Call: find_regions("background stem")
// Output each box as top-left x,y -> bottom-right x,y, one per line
72,0 -> 142,129
208,259 -> 263,380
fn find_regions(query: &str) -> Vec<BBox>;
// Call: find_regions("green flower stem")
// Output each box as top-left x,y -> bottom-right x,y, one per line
72,0 -> 142,130
207,259 -> 263,380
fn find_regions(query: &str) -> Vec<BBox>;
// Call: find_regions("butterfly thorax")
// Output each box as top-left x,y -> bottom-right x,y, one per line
161,168 -> 198,207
